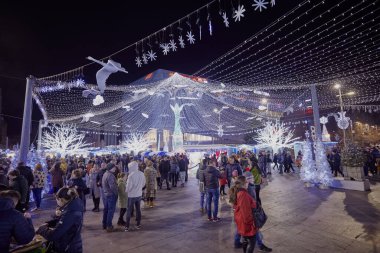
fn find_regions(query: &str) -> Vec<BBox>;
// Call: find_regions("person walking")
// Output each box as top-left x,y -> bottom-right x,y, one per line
159,156 -> 171,190
144,160 -> 157,207
31,163 -> 46,211
125,161 -> 146,232
16,162 -> 34,210
117,172 -> 127,226
8,170 -> 28,213
50,163 -> 64,194
202,159 -> 221,222
89,165 -> 101,212
101,163 -> 118,232
229,176 -> 257,253
68,169 -> 88,212
178,156 -> 187,187
196,159 -> 207,213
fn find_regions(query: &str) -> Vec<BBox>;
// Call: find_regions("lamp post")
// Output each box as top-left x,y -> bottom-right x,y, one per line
334,83 -> 355,148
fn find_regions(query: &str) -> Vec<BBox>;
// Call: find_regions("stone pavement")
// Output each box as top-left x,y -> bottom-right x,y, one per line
30,172 -> 380,253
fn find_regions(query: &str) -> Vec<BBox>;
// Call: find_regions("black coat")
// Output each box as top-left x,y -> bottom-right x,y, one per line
0,197 -> 35,253
202,166 -> 221,189
37,198 -> 84,253
17,166 -> 34,186
9,176 -> 28,204
159,160 -> 170,177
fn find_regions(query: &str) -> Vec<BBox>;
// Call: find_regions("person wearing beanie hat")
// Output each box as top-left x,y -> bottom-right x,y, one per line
101,163 -> 118,232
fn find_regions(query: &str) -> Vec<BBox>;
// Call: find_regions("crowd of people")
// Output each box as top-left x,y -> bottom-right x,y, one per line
1,145 -> 379,253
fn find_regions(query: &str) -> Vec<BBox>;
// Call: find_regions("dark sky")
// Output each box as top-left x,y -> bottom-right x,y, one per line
0,0 -> 303,143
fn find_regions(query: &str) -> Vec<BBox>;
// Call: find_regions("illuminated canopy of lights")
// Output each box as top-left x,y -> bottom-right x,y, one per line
194,0 -> 380,113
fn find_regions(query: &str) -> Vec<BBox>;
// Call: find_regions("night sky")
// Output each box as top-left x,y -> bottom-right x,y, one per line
1,0 -> 369,145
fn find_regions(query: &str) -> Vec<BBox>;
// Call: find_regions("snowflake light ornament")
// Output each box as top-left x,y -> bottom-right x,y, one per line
233,5 -> 246,22
160,43 -> 170,55
76,78 -> 85,87
222,12 -> 229,27
252,0 -> 268,12
271,0 -> 275,7
178,36 -> 185,48
186,31 -> 196,44
169,39 -> 177,51
146,50 -> 157,61
135,56 -> 142,67
142,54 -> 148,64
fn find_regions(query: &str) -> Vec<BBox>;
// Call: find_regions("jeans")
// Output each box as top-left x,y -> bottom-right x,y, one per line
256,231 -> 264,247
32,188 -> 42,208
126,196 -> 142,228
242,234 -> 257,253
102,194 -> 117,228
200,191 -> 206,209
160,175 -> 170,189
170,172 -> 177,186
206,188 -> 219,219
179,171 -> 186,185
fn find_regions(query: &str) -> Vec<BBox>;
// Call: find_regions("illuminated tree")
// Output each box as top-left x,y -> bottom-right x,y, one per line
121,132 -> 150,155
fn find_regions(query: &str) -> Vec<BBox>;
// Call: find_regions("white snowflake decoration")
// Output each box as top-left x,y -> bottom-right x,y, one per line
271,0 -> 276,7
135,56 -> 142,67
76,78 -> 85,87
222,12 -> 230,27
178,36 -> 185,48
186,31 -> 196,44
160,43 -> 170,55
217,124 -> 224,137
233,5 -> 246,22
142,54 -> 149,64
252,0 -> 268,12
147,50 -> 157,61
336,111 -> 350,130
169,39 -> 177,51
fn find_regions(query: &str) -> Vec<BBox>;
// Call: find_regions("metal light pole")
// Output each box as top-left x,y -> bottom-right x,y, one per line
310,84 -> 322,140
19,76 -> 34,164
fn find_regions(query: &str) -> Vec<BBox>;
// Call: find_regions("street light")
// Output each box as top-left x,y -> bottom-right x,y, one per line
334,83 -> 355,147
261,98 -> 269,113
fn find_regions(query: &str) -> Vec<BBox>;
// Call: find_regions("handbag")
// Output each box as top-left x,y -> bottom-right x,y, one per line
253,203 -> 267,229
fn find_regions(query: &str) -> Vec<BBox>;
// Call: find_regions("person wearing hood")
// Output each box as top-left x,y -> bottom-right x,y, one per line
8,169 -> 28,213
101,163 -> 118,232
125,161 -> 146,232
0,190 -> 35,253
36,187 -> 83,253
202,159 -> 221,222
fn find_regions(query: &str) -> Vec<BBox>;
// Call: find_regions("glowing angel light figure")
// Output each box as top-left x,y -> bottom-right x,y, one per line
86,56 -> 128,94
170,103 -> 193,152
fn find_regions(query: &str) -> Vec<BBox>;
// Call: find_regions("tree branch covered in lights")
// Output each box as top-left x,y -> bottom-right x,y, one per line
121,133 -> 150,155
254,121 -> 300,152
41,124 -> 90,155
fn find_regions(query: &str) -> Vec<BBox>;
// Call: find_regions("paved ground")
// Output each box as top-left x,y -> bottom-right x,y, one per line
31,171 -> 380,253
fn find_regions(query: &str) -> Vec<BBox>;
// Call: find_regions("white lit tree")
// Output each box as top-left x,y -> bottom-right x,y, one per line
315,139 -> 333,187
41,124 -> 90,155
254,121 -> 300,153
300,131 -> 317,185
121,132 -> 150,155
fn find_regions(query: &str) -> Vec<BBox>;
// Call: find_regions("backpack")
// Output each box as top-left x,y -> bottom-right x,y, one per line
253,203 -> 267,229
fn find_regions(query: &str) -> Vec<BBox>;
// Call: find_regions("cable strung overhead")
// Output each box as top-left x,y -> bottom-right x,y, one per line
194,0 -> 380,112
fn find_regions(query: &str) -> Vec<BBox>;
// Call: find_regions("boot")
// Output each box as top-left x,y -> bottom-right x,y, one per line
150,201 -> 154,208
117,218 -> 126,226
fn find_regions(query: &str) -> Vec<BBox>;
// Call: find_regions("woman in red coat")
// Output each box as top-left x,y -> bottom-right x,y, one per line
229,176 -> 257,253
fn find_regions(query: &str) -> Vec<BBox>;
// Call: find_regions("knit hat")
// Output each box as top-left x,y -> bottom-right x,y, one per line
243,171 -> 253,179
106,163 -> 115,171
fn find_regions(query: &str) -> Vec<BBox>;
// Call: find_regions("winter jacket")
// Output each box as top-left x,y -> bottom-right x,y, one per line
234,188 -> 257,237
37,198 -> 83,253
117,178 -> 127,208
178,159 -> 187,172
170,161 -> 179,173
202,166 -> 221,189
17,166 -> 34,186
226,163 -> 243,178
50,167 -> 64,188
219,171 -> 228,186
9,176 -> 28,204
102,170 -> 118,197
32,169 -> 46,189
0,197 -> 35,253
159,160 -> 170,178
126,164 -> 146,198
68,177 -> 87,200
196,164 -> 206,181
89,171 -> 101,198
144,166 -> 157,198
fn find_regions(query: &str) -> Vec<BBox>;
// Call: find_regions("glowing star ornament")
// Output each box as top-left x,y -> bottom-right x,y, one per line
178,36 -> 185,48
146,50 -> 157,61
252,0 -> 268,12
233,5 -> 246,22
41,124 -> 91,155
135,56 -> 142,67
82,113 -> 95,122
186,31 -> 196,44
169,39 -> 177,51
121,133 -> 150,155
93,95 -> 104,106
222,12 -> 230,27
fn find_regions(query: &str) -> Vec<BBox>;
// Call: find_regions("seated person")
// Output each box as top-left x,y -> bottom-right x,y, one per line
36,187 -> 84,253
0,190 -> 35,253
